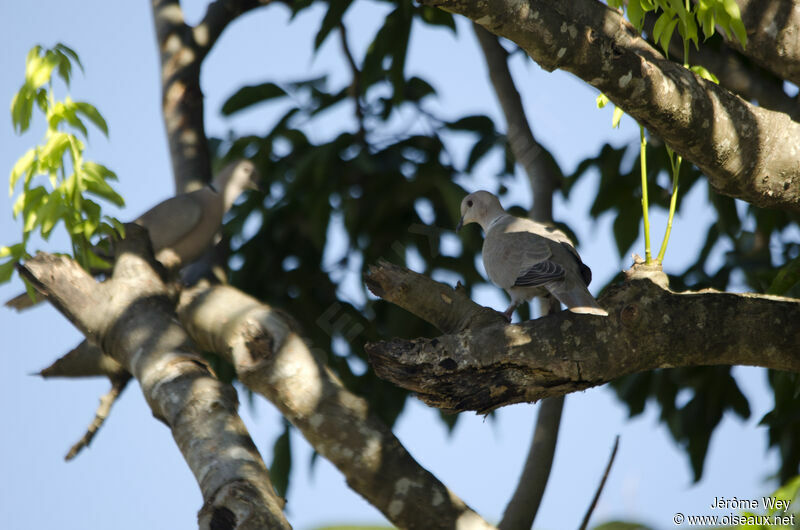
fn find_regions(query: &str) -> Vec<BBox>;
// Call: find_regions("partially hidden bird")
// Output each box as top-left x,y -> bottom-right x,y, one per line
457,190 -> 608,320
5,159 -> 260,310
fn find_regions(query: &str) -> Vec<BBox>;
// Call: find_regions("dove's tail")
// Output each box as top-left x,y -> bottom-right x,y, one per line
550,283 -> 609,316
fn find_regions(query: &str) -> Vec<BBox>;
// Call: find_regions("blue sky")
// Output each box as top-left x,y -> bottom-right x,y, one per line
0,1 -> 781,529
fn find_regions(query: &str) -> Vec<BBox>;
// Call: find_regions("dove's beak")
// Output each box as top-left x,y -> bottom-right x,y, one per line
246,179 -> 266,193
456,216 -> 464,233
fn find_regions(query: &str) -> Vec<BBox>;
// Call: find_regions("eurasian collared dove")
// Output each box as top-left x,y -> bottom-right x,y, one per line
457,190 -> 608,320
5,159 -> 259,310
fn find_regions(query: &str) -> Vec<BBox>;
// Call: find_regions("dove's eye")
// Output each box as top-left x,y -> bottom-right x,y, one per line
467,200 -> 473,207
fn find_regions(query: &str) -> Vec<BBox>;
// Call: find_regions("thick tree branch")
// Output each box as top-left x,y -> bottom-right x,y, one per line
152,0 -> 270,192
730,0 -> 800,86
177,283 -> 496,530
646,15 -> 798,120
152,0 -> 211,191
365,262 -> 800,413
472,23 -> 558,222
19,226 -> 290,530
499,393 -> 563,530
365,260 -> 506,334
424,0 -> 800,213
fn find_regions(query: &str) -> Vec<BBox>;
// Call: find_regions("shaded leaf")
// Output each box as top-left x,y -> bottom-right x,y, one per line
221,83 -> 288,116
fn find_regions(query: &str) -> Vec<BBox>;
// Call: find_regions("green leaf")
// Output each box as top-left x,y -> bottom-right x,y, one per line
104,215 -> 126,238
52,44 -> 83,86
23,277 -> 37,303
0,260 -> 15,284
269,422 -> 292,499
404,76 -> 436,102
55,44 -> 83,72
613,204 -> 641,257
221,83 -> 288,116
627,0 -> 644,30
722,0 -> 747,47
74,102 -> 109,137
729,16 -> 747,48
466,135 -> 499,171
660,18 -> 679,55
612,105 -> 625,129
700,8 -> 715,39
0,243 -> 24,259
768,255 -> 800,295
9,148 -> 36,194
314,0 -> 353,51
26,49 -> 60,89
10,84 -> 35,133
15,186 -> 47,219
446,115 -> 495,134
417,6 -> 456,31
38,194 -> 65,238
82,163 -> 124,206
38,132 -> 71,169
596,93 -> 610,109
689,65 -> 719,84
652,12 -> 673,50
85,248 -> 112,270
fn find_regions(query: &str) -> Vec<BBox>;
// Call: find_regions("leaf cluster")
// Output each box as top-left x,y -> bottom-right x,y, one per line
3,44 -> 123,284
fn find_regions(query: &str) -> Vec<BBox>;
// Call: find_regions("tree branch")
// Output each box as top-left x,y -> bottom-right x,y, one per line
176,282 -> 496,530
195,0 -> 273,59
39,340 -> 125,379
152,0 -> 272,192
19,226 -> 290,529
729,0 -> 800,86
423,0 -> 800,213
338,21 -> 367,141
152,0 -> 212,191
578,435 -> 620,530
499,393 -> 563,530
365,262 -> 800,413
65,374 -> 131,461
645,14 -> 798,120
472,23 -> 558,222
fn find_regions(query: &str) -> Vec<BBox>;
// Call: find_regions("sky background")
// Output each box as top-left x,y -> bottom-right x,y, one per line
0,1 -> 784,529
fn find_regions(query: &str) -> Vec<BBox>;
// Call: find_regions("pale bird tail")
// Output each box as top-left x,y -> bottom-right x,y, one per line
550,283 -> 608,316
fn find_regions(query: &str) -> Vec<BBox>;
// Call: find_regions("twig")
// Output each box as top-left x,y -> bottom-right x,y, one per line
499,299 -> 564,530
338,21 -> 366,140
65,374 -> 131,461
38,340 -> 126,379
578,435 -> 620,530
499,395 -> 564,529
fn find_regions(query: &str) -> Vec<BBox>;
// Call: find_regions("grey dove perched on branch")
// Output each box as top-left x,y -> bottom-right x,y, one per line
6,159 -> 259,310
457,190 -> 608,320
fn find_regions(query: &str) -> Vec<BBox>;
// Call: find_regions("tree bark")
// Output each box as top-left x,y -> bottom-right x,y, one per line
176,283 -> 496,530
19,226 -> 290,530
731,0 -> 800,86
151,0 -> 271,192
422,0 -> 800,213
472,23 -> 557,223
365,261 -> 800,413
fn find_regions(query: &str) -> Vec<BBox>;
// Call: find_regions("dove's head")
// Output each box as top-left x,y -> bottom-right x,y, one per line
457,190 -> 505,232
214,160 -> 262,211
